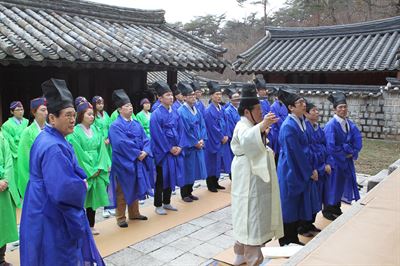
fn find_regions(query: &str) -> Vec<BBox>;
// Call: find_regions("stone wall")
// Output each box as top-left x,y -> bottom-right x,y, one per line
297,90 -> 400,140
202,88 -> 400,140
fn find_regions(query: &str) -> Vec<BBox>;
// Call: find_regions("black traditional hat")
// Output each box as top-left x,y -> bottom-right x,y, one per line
177,81 -> 194,96
41,78 -> 74,114
224,84 -> 239,99
328,92 -> 347,108
153,81 -> 171,96
207,81 -> 221,95
173,88 -> 182,97
191,80 -> 202,92
253,77 -> 267,90
112,89 -> 131,108
277,88 -> 301,108
238,83 -> 260,111
306,101 -> 316,113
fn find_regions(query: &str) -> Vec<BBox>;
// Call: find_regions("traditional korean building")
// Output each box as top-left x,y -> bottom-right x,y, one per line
0,0 -> 227,121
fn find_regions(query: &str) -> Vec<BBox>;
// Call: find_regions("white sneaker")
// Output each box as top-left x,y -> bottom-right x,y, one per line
139,200 -> 145,205
108,209 -> 116,216
102,210 -> 110,218
91,227 -> 100,235
12,240 -> 20,246
155,207 -> 167,215
163,204 -> 178,211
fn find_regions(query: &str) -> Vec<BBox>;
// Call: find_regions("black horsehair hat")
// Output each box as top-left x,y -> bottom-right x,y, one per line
112,89 -> 131,108
328,92 -> 347,108
41,78 -> 74,114
153,81 -> 172,97
177,81 -> 194,96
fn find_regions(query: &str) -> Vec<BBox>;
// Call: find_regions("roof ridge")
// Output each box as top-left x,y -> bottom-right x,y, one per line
0,0 -> 166,25
266,16 -> 400,38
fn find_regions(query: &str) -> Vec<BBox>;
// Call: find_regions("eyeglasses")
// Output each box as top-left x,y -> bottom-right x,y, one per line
63,112 -> 76,120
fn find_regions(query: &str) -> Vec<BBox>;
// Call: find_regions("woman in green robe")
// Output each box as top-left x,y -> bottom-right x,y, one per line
92,96 -> 111,149
0,130 -> 20,265
16,98 -> 48,198
1,101 -> 29,197
67,100 -> 111,235
136,98 -> 152,138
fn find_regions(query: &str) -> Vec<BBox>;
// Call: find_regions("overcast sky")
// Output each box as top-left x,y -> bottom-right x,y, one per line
89,0 -> 286,23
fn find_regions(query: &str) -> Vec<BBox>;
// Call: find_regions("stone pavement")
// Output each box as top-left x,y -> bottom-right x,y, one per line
6,173 -> 370,265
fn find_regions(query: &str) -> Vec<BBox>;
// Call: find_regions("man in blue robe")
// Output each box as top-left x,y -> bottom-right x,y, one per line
298,101 -> 332,236
204,81 -> 232,192
20,78 -> 104,266
276,89 -> 319,246
323,92 -> 362,221
151,98 -> 161,112
177,82 -> 207,202
223,84 -> 241,179
150,81 -> 184,215
191,81 -> 206,116
172,87 -> 184,112
254,77 -> 271,117
108,89 -> 153,228
270,94 -> 289,163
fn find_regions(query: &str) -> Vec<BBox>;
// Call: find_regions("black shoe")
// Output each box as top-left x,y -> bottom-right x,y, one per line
216,184 -> 225,190
117,221 -> 128,228
182,196 -> 193,202
323,212 -> 337,221
208,187 -> 218,193
129,215 -> 148,221
189,195 -> 199,200
309,224 -> 321,233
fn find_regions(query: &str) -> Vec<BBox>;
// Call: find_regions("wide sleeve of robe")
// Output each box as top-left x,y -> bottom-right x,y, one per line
0,133 -> 20,208
150,111 -> 173,164
109,122 -> 142,161
178,107 -> 200,148
41,144 -> 88,240
280,122 -> 313,196
204,107 -> 224,153
16,125 -> 39,197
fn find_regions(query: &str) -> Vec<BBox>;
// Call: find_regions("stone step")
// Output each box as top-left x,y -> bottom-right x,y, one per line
367,169 -> 389,192
388,159 -> 400,175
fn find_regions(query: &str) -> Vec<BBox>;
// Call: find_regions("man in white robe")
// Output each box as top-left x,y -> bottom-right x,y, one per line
231,83 -> 284,266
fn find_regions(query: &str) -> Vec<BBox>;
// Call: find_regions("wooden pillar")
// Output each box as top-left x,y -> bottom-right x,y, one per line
397,71 -> 400,79
167,70 -> 177,88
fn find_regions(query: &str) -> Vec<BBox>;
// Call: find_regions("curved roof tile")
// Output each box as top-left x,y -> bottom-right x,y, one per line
233,16 -> 400,74
0,0 -> 227,73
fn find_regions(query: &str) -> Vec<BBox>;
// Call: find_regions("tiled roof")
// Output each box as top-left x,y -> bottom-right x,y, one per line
233,16 -> 400,74
147,71 -> 194,85
0,0 -> 227,72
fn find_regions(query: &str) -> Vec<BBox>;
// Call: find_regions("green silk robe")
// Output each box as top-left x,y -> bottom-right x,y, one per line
17,121 -> 41,197
136,110 -> 151,138
1,117 -> 28,193
0,132 -> 20,247
67,125 -> 111,210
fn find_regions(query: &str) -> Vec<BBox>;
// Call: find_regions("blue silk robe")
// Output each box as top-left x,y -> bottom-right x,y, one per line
108,116 -> 154,206
260,99 -> 271,117
178,104 -> 208,185
20,126 -> 104,266
172,100 -> 183,112
204,103 -> 232,178
306,120 -> 330,208
151,99 -> 161,112
224,102 -> 240,167
270,99 -> 288,155
324,117 -> 362,205
150,105 -> 185,189
277,116 -> 320,223
195,99 -> 206,116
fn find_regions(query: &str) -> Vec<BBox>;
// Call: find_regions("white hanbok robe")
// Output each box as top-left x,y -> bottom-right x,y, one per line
231,117 -> 284,245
